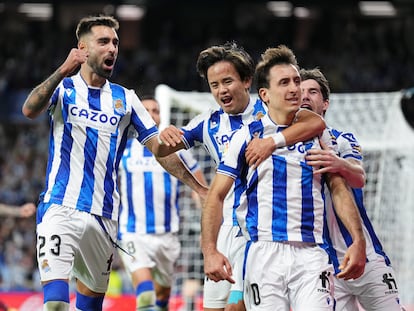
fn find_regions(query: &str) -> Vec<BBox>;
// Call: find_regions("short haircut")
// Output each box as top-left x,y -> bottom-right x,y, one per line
196,41 -> 255,83
255,45 -> 298,92
76,15 -> 119,41
300,68 -> 330,100
140,95 -> 157,102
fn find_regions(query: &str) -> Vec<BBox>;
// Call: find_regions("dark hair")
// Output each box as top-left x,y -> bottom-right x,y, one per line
196,41 -> 254,83
255,44 -> 298,92
140,95 -> 157,102
76,15 -> 119,40
300,68 -> 330,100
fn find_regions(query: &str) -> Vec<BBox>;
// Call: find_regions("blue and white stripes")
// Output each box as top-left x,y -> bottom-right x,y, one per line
38,72 -> 157,222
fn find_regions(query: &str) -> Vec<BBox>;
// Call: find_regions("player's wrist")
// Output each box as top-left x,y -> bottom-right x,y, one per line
201,242 -> 217,255
270,132 -> 286,148
57,65 -> 71,78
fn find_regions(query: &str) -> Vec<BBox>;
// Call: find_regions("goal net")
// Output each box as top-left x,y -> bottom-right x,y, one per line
155,84 -> 414,307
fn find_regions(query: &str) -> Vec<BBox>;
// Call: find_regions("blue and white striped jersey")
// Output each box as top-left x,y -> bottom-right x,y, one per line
118,139 -> 200,235
37,72 -> 158,222
323,128 -> 391,272
217,113 -> 333,243
181,99 -> 267,225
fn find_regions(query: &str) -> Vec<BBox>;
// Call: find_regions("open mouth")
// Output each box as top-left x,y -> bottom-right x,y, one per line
300,103 -> 312,110
104,59 -> 114,66
221,96 -> 232,106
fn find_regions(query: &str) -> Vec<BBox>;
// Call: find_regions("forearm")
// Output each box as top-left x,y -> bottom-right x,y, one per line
328,173 -> 364,242
0,204 -> 21,217
339,159 -> 366,188
284,109 -> 326,144
201,196 -> 223,255
201,174 -> 232,253
22,68 -> 64,119
156,153 -> 208,196
155,141 -> 185,157
265,109 -> 326,149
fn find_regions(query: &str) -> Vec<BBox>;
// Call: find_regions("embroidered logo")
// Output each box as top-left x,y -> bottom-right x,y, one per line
41,259 -> 51,273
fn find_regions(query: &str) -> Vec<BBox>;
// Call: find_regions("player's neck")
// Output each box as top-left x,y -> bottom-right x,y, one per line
80,67 -> 107,88
268,109 -> 295,126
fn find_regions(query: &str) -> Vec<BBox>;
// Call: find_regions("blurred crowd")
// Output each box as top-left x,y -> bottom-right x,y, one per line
0,122 -> 47,291
1,1 -> 414,294
1,3 -> 414,102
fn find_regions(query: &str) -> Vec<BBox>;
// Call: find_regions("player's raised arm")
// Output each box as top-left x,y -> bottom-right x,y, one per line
22,48 -> 88,119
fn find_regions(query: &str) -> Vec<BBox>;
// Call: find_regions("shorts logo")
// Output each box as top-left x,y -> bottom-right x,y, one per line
318,271 -> 331,293
41,259 -> 51,273
382,273 -> 399,294
250,283 -> 261,305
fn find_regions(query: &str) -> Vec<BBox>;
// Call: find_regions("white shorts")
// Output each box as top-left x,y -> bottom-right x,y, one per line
335,257 -> 403,311
203,225 -> 247,308
36,204 -> 117,293
119,232 -> 180,288
243,241 -> 335,311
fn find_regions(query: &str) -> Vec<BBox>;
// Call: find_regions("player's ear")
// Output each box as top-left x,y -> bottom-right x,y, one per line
259,88 -> 269,105
324,99 -> 330,112
243,77 -> 252,91
78,40 -> 87,50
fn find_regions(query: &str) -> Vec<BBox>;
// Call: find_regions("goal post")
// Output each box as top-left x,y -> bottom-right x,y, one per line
155,84 -> 414,306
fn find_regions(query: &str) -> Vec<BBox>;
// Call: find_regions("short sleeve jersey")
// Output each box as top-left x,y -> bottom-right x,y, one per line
324,128 -> 391,272
118,140 -> 200,235
181,99 -> 267,225
218,113 -> 333,243
38,72 -> 158,222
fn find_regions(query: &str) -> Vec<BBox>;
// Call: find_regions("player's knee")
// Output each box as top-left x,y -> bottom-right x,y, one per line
136,280 -> 156,310
75,291 -> 104,311
43,280 -> 70,310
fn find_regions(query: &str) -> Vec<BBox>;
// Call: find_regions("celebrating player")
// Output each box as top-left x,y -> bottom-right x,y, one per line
301,67 -> 405,311
201,45 -> 366,310
157,41 -> 326,311
118,96 -> 207,310
21,15 -> 207,311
